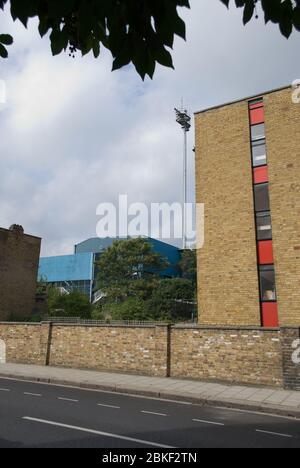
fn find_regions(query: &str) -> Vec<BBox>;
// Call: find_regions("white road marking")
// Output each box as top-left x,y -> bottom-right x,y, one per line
22,417 -> 175,448
23,392 -> 42,397
193,419 -> 225,426
97,403 -> 120,409
141,410 -> 167,417
256,429 -> 293,439
57,397 -> 79,403
0,388 -> 10,392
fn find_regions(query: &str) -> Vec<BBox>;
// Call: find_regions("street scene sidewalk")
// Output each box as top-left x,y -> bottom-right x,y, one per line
0,363 -> 300,418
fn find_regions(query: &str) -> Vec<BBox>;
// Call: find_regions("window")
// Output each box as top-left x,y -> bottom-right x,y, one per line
251,123 -> 265,141
256,212 -> 272,240
249,99 -> 263,109
254,183 -> 270,212
252,140 -> 267,167
259,266 -> 277,302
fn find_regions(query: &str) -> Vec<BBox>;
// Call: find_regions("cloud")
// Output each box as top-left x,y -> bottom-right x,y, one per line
0,0 -> 299,256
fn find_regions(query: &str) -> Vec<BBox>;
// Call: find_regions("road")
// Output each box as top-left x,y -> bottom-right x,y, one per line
0,377 -> 299,448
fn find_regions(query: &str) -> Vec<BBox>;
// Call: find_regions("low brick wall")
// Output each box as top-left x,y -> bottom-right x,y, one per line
171,326 -> 283,387
1,322 -> 298,389
281,327 -> 300,391
0,323 -> 49,366
49,324 -> 169,377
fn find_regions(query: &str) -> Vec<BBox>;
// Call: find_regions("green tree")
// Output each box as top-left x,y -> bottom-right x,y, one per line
101,297 -> 150,321
96,238 -> 168,302
47,287 -> 92,319
1,1 -> 299,78
147,278 -> 196,322
179,249 -> 197,285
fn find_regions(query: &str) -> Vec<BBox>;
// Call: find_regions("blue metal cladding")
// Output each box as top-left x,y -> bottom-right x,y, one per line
75,237 -> 181,278
146,238 -> 181,278
75,237 -> 127,254
38,253 -> 94,282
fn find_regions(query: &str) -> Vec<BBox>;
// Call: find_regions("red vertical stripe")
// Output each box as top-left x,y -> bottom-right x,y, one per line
262,303 -> 279,327
258,240 -> 274,265
250,107 -> 265,125
253,166 -> 269,184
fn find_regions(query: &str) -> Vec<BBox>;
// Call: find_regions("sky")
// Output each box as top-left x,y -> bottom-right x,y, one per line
0,0 -> 299,256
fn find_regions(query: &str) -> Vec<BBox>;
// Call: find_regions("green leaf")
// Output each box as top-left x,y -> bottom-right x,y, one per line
0,43 -> 8,58
50,28 -> 68,56
92,40 -> 100,58
293,7 -> 300,31
243,1 -> 255,25
0,34 -> 13,45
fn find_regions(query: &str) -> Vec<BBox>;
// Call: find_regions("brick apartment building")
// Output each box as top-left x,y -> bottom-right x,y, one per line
195,86 -> 300,328
0,225 -> 41,321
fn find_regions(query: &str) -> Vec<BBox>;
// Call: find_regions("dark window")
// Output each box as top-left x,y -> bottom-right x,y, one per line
254,183 -> 270,212
256,212 -> 272,240
252,140 -> 267,167
249,98 -> 263,108
260,266 -> 276,302
251,123 -> 265,141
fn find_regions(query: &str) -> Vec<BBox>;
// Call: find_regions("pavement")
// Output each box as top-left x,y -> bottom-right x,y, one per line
0,374 -> 300,447
0,363 -> 300,419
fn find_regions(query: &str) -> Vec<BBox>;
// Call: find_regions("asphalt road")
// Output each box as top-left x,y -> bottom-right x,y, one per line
0,377 -> 299,448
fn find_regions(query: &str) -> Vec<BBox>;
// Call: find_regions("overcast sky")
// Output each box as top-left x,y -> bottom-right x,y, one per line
0,0 -> 299,256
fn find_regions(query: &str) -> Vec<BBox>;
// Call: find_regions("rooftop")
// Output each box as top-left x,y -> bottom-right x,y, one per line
194,84 -> 291,115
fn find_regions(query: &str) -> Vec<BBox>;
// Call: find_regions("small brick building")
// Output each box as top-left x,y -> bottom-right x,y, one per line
0,225 -> 41,320
195,85 -> 300,328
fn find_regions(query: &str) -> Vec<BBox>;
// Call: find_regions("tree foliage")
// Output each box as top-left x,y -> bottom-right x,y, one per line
46,287 -> 92,318
147,278 -> 196,321
179,248 -> 197,285
0,1 -> 299,78
100,297 -> 150,321
221,0 -> 300,39
96,238 -> 168,301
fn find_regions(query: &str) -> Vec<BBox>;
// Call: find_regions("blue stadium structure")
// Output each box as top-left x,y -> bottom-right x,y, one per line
39,237 -> 181,302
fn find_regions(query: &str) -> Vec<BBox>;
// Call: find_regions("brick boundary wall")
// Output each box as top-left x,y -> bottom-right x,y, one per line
0,322 -> 299,389
281,327 -> 300,391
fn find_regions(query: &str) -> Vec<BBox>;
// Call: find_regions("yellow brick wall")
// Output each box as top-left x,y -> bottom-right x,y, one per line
0,323 -> 285,387
171,326 -> 283,387
0,323 -> 48,365
49,324 -> 169,377
0,323 -> 286,387
264,88 -> 300,326
195,102 -> 261,326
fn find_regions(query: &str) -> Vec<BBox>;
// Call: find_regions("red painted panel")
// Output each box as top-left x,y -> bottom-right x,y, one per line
250,107 -> 265,125
262,302 -> 279,327
258,240 -> 274,264
253,166 -> 269,184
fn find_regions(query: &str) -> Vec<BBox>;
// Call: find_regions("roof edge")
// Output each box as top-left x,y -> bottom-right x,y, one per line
194,84 -> 291,115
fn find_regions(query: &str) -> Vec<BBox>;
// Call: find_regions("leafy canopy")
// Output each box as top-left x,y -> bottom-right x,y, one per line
178,248 -> 197,285
47,287 -> 92,319
1,1 -> 300,78
96,238 -> 168,301
147,278 -> 196,321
